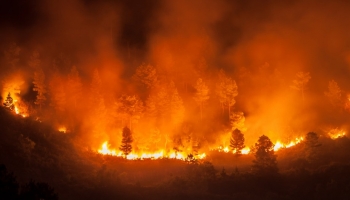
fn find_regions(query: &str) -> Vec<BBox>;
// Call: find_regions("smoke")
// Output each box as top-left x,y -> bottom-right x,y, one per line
1,0 -> 350,151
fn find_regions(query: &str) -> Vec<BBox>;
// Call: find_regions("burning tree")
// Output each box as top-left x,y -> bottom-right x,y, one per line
324,80 -> 342,107
216,69 -> 238,117
3,93 -> 15,110
229,129 -> 245,156
114,95 -> 143,130
230,111 -> 245,131
290,71 -> 311,103
252,135 -> 278,175
120,126 -> 133,158
194,78 -> 209,120
133,63 -> 158,89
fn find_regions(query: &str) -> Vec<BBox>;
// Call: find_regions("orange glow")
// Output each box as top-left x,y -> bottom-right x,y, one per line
274,137 -> 304,151
97,141 -> 205,160
328,128 -> 346,139
98,142 -> 117,156
58,126 -> 67,133
241,147 -> 250,155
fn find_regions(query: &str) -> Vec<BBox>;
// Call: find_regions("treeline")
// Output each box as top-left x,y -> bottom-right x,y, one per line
1,106 -> 350,199
0,164 -> 57,200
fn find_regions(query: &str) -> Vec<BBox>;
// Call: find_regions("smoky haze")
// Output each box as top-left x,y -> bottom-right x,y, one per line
1,0 -> 350,152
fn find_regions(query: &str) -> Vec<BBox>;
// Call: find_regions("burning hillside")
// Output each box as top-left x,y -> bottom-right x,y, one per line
1,0 -> 350,198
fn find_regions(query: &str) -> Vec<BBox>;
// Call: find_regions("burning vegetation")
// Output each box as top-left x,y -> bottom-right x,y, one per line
1,0 -> 350,199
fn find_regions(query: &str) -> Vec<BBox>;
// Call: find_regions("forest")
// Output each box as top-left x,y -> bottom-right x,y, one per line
1,0 -> 350,199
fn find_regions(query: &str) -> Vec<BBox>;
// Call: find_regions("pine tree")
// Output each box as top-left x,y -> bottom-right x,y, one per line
114,95 -> 143,130
252,135 -> 278,175
216,69 -> 238,117
230,129 -> 245,156
169,81 -> 185,125
230,111 -> 246,131
324,80 -> 342,107
3,93 -> 15,110
120,126 -> 133,158
290,71 -> 311,103
33,68 -> 46,110
194,78 -> 209,120
303,132 -> 321,164
133,63 -> 158,89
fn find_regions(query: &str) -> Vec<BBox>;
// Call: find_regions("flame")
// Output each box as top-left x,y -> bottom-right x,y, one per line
328,128 -> 346,139
274,137 -> 304,151
14,106 -> 19,114
58,126 -> 67,133
241,147 -> 250,154
98,142 -> 117,156
97,141 -> 205,160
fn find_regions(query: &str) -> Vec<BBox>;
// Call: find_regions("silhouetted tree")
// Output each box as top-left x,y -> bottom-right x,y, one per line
194,78 -> 209,120
252,135 -> 278,175
291,71 -> 311,103
304,132 -> 321,163
19,180 -> 58,200
230,129 -> 245,156
3,93 -> 15,110
0,164 -> 19,200
120,126 -> 133,158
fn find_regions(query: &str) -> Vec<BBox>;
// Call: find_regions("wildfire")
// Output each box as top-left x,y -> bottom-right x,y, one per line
97,141 -> 206,160
241,147 -> 250,154
98,142 -> 117,156
328,128 -> 346,139
274,137 -> 304,151
58,126 -> 67,133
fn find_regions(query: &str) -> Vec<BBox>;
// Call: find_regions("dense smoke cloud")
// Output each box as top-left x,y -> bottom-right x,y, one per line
1,0 -> 350,152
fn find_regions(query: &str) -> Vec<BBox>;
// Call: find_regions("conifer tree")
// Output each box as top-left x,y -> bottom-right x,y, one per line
291,71 -> 311,103
33,68 -> 46,110
324,80 -> 342,107
216,69 -> 238,116
252,135 -> 278,175
133,63 -> 158,89
194,78 -> 209,120
3,93 -> 15,110
120,126 -> 133,158
230,129 -> 245,156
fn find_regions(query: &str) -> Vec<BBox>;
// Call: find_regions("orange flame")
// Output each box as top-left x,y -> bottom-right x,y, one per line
274,137 -> 304,151
97,141 -> 206,160
328,128 -> 346,139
